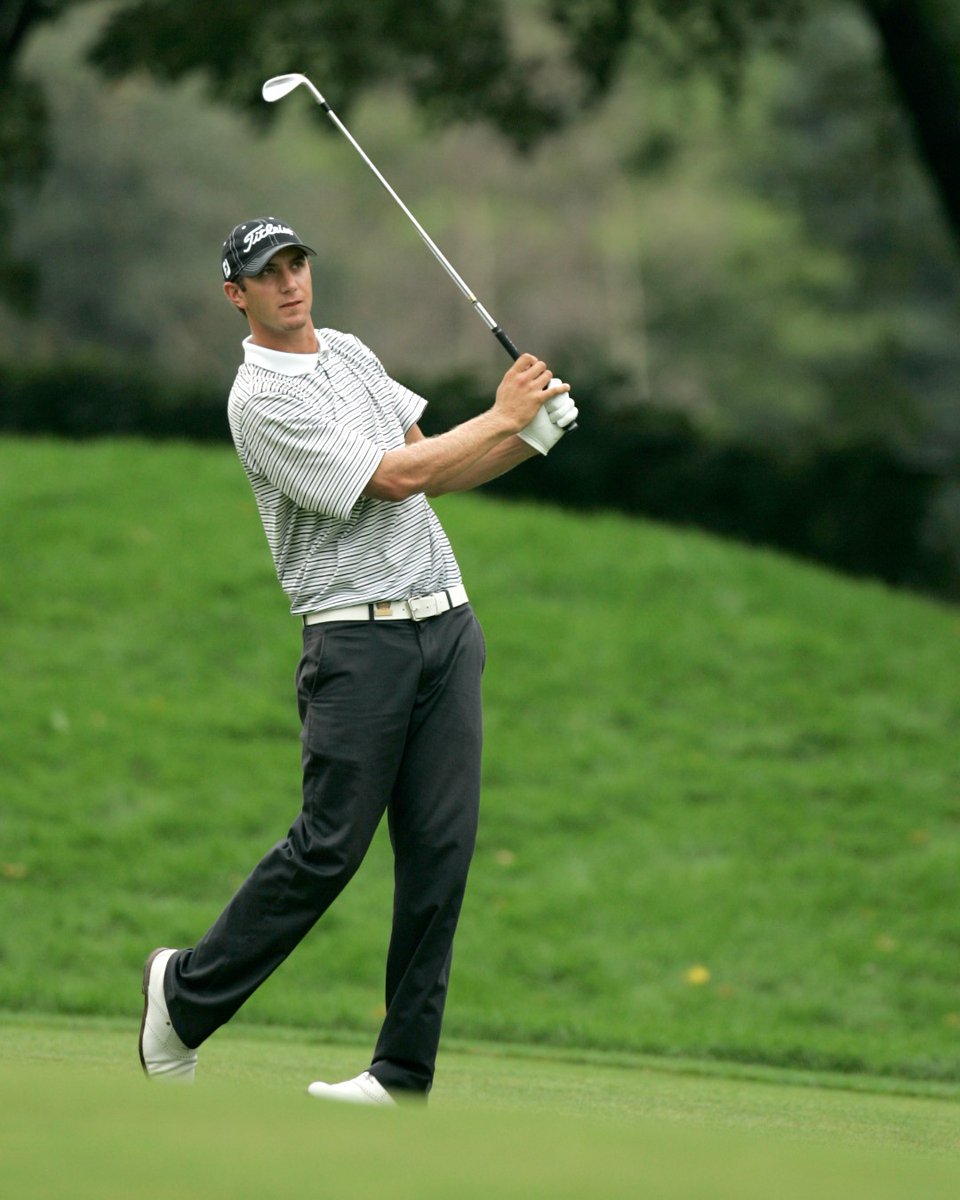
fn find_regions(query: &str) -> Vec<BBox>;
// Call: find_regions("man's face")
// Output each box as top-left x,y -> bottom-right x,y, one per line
224,246 -> 314,348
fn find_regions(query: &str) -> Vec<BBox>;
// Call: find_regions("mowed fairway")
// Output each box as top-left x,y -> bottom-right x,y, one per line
1,437 -> 959,1194
1,1017 -> 958,1199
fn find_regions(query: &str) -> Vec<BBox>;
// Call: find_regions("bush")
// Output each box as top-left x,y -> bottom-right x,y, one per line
2,355 -> 957,597
0,355 -> 228,441
416,370 -> 958,599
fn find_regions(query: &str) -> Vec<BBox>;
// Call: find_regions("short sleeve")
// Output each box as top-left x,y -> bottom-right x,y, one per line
237,394 -> 384,521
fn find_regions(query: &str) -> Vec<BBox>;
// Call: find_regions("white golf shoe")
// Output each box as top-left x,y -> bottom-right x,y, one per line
307,1071 -> 396,1106
138,947 -> 198,1083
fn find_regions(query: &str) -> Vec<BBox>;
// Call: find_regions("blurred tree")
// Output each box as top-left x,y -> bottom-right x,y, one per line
78,0 -> 960,253
725,6 -> 960,458
3,1 -> 958,584
0,0 -> 57,304
4,1 -> 956,444
4,3 -> 959,257
0,0 -> 46,75
86,0 -> 565,149
861,0 -> 960,248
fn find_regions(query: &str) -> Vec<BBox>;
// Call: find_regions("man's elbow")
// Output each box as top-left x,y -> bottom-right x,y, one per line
363,461 -> 424,503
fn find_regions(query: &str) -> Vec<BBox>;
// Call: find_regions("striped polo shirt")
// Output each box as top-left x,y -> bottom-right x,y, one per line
227,328 -> 462,614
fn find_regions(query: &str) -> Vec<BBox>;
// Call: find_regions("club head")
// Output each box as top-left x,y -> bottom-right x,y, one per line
262,74 -> 307,102
262,74 -> 327,106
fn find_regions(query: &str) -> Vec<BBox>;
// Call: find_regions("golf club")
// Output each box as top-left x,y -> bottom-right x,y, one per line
262,72 -> 578,430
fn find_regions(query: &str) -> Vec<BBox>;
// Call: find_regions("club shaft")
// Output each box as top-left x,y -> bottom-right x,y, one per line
329,113 -> 474,292
316,98 -> 524,363
305,84 -> 576,428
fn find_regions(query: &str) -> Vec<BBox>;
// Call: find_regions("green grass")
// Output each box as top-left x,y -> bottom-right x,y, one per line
2,436 -> 960,1083
1,1016 -> 958,1198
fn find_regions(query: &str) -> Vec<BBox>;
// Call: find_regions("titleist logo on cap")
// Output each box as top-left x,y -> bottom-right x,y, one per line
242,222 -> 296,252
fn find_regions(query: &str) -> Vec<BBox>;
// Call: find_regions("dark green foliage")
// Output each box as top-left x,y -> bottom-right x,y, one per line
0,75 -> 47,306
0,357 -> 228,440
0,0 -> 59,307
2,356 -> 954,596
417,369 -> 954,596
79,0 -> 960,231
88,0 -> 565,149
547,0 -> 636,100
862,0 -> 960,240
0,1 -> 61,81
639,1 -> 816,94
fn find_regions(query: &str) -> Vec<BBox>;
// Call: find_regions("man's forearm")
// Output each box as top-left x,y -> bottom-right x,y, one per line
426,436 -> 538,496
363,353 -> 568,503
363,409 -> 518,502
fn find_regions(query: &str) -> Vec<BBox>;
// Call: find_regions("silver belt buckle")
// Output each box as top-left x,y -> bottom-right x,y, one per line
409,593 -> 442,622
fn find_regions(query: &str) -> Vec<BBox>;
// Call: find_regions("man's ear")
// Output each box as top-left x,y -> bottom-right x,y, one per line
223,279 -> 246,314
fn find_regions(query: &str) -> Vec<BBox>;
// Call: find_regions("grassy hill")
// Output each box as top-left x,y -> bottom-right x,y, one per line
1,436 -> 958,1082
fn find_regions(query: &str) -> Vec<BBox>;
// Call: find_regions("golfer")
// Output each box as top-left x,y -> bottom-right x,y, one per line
138,217 -> 577,1103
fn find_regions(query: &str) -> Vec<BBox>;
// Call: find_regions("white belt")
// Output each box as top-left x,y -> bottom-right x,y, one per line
302,584 -> 469,626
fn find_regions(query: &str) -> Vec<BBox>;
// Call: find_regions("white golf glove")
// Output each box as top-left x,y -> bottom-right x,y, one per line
517,381 -> 579,456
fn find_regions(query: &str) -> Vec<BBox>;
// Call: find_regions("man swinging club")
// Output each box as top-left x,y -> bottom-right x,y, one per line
138,217 -> 578,1103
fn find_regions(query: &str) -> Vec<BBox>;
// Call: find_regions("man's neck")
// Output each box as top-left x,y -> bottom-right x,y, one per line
248,326 -> 319,355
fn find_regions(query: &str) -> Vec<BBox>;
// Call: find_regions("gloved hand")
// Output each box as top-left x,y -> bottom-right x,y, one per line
517,381 -> 579,455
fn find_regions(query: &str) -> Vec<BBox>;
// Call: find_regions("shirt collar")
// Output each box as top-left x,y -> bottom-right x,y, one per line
242,330 -> 329,376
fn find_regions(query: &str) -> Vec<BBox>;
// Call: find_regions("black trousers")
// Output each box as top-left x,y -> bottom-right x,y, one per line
165,603 -> 484,1093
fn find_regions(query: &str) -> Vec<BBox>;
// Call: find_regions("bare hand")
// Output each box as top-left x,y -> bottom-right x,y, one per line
494,354 -> 570,433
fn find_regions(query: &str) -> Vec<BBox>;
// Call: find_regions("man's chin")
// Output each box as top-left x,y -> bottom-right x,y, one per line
278,313 -> 309,332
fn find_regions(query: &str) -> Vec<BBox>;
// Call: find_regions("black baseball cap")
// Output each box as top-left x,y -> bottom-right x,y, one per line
221,218 -> 316,281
